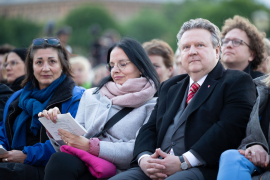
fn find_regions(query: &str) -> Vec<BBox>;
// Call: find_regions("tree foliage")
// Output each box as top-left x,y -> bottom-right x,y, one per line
0,0 -> 269,53
161,0 -> 270,50
123,9 -> 169,43
63,4 -> 121,54
0,18 -> 41,48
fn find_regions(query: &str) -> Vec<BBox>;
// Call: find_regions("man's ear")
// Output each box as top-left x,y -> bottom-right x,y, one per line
248,50 -> 256,62
215,46 -> 221,60
168,66 -> 174,77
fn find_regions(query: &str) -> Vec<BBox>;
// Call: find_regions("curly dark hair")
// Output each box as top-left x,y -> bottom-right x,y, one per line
221,15 -> 265,70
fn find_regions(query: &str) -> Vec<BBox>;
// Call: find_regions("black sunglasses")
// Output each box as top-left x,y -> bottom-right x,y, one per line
32,38 -> 61,46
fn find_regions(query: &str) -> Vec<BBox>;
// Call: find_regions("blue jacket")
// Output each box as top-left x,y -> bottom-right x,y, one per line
0,77 -> 85,166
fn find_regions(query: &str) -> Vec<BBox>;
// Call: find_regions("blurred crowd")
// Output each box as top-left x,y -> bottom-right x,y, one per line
1,20 -> 270,93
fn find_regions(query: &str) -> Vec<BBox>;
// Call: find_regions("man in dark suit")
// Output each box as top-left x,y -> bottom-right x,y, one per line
110,18 -> 256,180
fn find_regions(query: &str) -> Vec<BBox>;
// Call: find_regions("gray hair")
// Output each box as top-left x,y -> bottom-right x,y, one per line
177,18 -> 221,49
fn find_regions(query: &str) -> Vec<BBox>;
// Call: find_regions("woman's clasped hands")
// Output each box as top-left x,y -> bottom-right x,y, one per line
239,144 -> 269,168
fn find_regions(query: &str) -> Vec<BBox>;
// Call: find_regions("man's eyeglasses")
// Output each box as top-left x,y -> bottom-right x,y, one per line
106,60 -> 131,72
32,38 -> 61,47
2,60 -> 18,70
221,38 -> 251,49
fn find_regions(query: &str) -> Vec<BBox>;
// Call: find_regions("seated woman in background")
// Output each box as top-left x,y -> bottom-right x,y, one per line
2,48 -> 27,91
0,44 -> 14,84
70,56 -> 92,89
217,74 -> 270,180
142,39 -> 174,83
0,38 -> 85,180
42,38 -> 159,180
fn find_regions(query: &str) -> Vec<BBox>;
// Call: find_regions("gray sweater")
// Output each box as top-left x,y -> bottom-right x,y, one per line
50,88 -> 157,170
239,75 -> 269,152
238,75 -> 270,180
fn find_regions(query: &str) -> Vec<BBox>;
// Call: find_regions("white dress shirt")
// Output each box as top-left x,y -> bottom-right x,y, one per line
182,74 -> 208,167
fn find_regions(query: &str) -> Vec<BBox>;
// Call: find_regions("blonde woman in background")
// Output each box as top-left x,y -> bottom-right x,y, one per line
91,63 -> 110,87
70,56 -> 92,89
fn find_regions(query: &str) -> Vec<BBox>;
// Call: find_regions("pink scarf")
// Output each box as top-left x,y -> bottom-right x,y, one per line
99,77 -> 156,108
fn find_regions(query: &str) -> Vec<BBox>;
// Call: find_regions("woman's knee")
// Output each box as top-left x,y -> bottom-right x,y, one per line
45,152 -> 89,180
48,152 -> 70,165
218,149 -> 255,180
46,152 -> 81,172
219,149 -> 254,172
220,149 -> 242,163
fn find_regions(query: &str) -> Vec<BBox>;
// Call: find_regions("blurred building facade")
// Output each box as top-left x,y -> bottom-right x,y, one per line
0,0 -> 171,22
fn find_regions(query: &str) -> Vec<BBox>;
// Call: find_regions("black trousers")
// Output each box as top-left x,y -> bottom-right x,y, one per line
0,162 -> 44,180
44,152 -> 95,180
109,167 -> 204,180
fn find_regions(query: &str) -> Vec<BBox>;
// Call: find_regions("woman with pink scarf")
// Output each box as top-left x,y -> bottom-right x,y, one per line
41,38 -> 159,180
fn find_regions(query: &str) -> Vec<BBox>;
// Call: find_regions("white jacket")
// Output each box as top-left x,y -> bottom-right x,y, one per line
50,87 -> 156,170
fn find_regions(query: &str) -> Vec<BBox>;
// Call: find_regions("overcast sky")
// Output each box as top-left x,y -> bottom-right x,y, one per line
0,0 -> 269,7
257,0 -> 270,8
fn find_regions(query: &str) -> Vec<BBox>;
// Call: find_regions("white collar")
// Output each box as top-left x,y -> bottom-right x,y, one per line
189,74 -> 208,88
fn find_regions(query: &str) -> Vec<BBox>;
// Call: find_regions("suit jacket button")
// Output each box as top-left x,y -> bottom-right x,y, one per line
172,142 -> 176,146
107,104 -> 110,108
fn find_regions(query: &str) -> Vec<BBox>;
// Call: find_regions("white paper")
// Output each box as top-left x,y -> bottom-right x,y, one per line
39,113 -> 87,141
0,145 -> 7,154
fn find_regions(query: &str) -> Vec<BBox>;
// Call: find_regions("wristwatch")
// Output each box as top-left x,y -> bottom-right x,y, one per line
179,156 -> 188,170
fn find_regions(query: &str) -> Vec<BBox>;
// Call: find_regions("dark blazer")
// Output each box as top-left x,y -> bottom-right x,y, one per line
131,62 -> 256,180
243,63 -> 264,79
0,84 -> 13,122
8,75 -> 25,92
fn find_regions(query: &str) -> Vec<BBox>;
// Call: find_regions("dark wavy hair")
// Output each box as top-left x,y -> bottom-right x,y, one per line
22,37 -> 73,88
221,15 -> 265,70
94,37 -> 160,93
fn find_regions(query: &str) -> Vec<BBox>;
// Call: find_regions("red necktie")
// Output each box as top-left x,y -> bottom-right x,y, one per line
186,82 -> 200,105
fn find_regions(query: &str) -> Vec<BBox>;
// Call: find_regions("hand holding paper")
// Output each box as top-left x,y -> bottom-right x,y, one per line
39,113 -> 87,141
58,129 -> 90,151
38,107 -> 61,123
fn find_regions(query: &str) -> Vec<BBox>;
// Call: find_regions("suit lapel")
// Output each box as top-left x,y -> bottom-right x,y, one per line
157,76 -> 189,146
183,77 -> 217,120
173,61 -> 225,131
